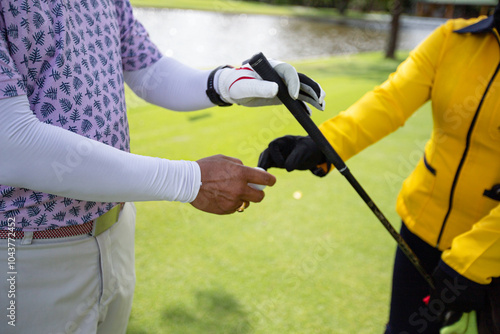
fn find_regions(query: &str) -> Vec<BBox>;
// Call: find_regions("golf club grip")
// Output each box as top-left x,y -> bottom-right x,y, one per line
249,53 -> 434,289
248,53 -> 348,173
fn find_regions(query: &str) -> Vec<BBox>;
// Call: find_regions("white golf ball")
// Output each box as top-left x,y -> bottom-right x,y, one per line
248,167 -> 267,191
293,191 -> 303,200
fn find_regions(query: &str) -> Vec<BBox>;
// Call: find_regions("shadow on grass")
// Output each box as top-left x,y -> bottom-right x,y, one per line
126,313 -> 149,334
188,112 -> 212,122
161,289 -> 254,334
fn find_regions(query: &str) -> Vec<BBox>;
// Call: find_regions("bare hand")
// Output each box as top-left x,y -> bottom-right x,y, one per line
190,155 -> 276,214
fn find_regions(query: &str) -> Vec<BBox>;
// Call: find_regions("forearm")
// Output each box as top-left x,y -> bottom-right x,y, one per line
0,96 -> 201,203
124,56 -> 214,111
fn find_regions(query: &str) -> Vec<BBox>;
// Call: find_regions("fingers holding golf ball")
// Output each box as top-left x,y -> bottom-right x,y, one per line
248,167 -> 268,191
238,167 -> 274,212
192,156 -> 276,215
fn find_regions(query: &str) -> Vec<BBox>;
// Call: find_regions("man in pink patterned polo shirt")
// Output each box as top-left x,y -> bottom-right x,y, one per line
0,0 -> 325,332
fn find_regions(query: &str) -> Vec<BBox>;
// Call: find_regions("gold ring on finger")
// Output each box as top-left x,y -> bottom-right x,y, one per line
237,201 -> 249,213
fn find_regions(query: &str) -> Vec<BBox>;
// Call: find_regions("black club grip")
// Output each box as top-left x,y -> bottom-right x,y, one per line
248,52 -> 348,173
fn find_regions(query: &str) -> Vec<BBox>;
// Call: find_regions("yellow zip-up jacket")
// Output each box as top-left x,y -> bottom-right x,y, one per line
319,17 -> 500,284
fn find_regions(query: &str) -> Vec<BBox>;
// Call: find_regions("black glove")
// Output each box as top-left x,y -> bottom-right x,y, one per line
258,135 -> 331,177
429,261 -> 488,316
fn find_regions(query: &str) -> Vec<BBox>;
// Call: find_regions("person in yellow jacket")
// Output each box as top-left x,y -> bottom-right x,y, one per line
259,4 -> 500,333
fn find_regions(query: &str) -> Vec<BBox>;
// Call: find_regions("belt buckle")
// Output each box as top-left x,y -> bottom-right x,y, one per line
91,203 -> 124,237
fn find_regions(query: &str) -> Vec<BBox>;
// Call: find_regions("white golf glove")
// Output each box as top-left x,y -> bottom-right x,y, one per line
214,58 -> 326,112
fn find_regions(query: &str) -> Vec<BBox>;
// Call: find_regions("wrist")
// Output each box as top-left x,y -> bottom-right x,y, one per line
189,161 -> 202,203
431,260 -> 488,313
206,65 -> 233,107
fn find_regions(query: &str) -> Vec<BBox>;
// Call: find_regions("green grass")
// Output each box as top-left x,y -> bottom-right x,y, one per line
125,51 -> 433,334
129,0 -> 367,19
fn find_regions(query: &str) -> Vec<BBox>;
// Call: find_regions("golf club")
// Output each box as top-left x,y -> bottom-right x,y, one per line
249,52 -> 434,289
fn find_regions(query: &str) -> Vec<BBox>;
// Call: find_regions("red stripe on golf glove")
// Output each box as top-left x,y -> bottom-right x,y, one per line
216,57 -> 325,110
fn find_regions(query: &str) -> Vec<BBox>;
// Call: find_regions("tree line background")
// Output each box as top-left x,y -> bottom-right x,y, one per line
241,0 -> 491,58
244,0 -> 487,16
245,0 -> 403,15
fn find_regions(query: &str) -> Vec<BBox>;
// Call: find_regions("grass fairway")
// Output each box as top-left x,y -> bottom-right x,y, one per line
125,51 -> 432,334
129,0 -> 342,18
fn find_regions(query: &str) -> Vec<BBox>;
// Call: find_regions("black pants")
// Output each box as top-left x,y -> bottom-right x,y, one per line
385,223 -> 443,334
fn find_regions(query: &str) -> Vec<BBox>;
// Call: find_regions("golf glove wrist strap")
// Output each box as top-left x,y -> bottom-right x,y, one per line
206,65 -> 233,107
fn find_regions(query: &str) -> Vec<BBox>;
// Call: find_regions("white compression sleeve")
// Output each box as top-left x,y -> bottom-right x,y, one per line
0,96 -> 201,203
124,56 -> 215,111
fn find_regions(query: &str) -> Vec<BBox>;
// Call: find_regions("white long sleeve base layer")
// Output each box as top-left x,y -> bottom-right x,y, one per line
124,56 -> 214,111
0,95 -> 201,203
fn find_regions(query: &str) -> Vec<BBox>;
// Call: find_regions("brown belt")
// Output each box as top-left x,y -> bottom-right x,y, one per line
0,203 -> 125,240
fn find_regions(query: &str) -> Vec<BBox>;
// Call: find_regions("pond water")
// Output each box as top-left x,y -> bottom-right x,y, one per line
134,8 -> 446,68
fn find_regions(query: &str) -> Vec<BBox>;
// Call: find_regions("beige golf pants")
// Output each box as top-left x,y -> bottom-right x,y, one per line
0,202 -> 136,334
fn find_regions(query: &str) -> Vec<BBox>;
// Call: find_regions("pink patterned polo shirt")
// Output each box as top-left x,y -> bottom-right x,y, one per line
0,0 -> 162,231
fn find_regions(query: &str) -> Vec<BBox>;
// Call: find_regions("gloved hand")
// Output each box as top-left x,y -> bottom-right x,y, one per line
216,58 -> 325,111
258,135 -> 331,177
429,261 -> 488,317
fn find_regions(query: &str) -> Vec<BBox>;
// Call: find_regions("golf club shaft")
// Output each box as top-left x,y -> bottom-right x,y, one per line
249,53 -> 434,289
